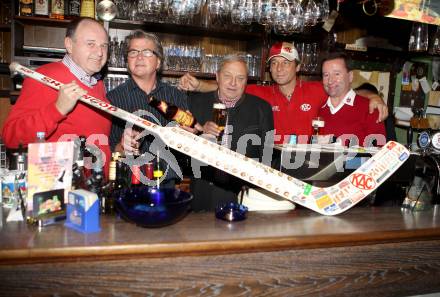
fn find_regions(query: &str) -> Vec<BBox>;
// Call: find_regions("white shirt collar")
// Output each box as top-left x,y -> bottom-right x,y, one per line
323,89 -> 356,114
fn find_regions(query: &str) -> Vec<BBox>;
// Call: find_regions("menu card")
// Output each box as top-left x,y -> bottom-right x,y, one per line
27,141 -> 74,212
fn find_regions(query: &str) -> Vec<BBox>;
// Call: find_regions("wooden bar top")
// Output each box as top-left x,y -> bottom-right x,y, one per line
1,206 -> 440,263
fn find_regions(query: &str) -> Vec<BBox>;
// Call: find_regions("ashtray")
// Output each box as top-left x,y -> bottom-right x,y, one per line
215,202 -> 248,222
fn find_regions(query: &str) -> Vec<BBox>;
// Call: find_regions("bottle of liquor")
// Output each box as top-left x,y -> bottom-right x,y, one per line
65,0 -> 81,18
19,0 -> 34,16
130,164 -> 142,188
87,164 -> 104,211
153,152 -> 163,189
34,0 -> 49,17
50,0 -> 65,19
80,0 -> 95,18
101,153 -> 126,214
72,136 -> 87,190
148,96 -> 198,128
17,143 -> 26,172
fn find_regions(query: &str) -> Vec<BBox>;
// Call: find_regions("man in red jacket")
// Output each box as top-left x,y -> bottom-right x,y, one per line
2,17 -> 111,167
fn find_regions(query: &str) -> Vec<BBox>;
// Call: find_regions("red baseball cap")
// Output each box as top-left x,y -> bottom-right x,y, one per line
267,42 -> 300,63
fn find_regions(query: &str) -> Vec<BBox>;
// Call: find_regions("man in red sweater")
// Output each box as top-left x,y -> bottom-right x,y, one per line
319,52 -> 386,147
2,18 -> 111,167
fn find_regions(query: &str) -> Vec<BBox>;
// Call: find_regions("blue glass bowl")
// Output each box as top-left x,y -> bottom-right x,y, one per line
215,202 -> 248,222
115,187 -> 193,228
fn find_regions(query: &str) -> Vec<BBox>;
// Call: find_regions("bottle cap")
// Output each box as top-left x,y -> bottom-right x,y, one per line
36,131 -> 45,139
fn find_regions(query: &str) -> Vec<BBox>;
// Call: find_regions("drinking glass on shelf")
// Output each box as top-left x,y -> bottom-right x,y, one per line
310,43 -> 319,73
302,0 -> 319,27
432,26 -> 440,55
408,22 -> 428,52
302,43 -> 312,73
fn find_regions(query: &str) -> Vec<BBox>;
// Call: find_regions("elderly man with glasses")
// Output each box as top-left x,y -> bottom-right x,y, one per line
108,30 -> 195,188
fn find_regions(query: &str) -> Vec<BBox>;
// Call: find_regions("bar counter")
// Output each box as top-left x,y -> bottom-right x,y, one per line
1,206 -> 440,296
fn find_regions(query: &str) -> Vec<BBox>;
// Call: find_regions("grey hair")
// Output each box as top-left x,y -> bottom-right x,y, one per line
218,53 -> 249,74
126,30 -> 164,61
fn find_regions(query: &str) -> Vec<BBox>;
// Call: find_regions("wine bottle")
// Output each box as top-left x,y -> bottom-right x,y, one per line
148,96 -> 198,128
101,153 -> 126,214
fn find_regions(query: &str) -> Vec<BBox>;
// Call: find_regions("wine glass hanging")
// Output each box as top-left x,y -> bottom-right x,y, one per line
113,0 -> 329,34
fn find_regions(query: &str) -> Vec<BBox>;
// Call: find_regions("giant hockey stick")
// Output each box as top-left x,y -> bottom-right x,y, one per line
10,62 -> 410,215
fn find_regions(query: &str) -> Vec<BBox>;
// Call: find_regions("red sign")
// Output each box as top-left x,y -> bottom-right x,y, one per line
350,173 -> 376,190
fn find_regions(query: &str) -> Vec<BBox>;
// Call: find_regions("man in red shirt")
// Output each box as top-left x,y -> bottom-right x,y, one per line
319,52 -> 386,147
2,18 -> 111,167
179,42 -> 388,144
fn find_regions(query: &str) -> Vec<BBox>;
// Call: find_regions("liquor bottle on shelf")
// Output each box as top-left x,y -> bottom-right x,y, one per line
50,0 -> 65,19
19,0 -> 34,16
65,0 -> 81,18
80,0 -> 95,18
34,0 -> 49,17
148,96 -> 198,128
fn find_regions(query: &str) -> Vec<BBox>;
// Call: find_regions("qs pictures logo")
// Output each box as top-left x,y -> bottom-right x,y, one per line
350,173 -> 376,191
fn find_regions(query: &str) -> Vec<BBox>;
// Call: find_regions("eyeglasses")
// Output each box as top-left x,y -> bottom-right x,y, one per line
127,49 -> 159,58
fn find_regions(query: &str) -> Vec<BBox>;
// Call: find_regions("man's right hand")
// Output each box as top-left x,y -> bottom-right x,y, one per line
116,127 -> 141,155
202,121 -> 222,137
55,81 -> 87,115
178,73 -> 218,92
178,73 -> 201,92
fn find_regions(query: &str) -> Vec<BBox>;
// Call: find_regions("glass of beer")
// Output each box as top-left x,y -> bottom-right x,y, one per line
212,103 -> 227,142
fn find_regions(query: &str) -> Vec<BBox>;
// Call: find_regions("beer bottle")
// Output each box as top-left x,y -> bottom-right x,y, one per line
148,96 -> 198,128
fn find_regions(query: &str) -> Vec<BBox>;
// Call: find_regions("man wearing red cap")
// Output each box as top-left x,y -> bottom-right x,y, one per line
179,42 -> 387,144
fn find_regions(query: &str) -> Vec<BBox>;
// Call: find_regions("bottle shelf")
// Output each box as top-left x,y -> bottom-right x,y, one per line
14,16 -> 71,27
109,19 -> 263,41
0,24 -> 11,32
107,67 -> 259,81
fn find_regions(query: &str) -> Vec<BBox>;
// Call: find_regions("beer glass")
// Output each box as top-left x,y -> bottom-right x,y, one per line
212,103 -> 227,142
